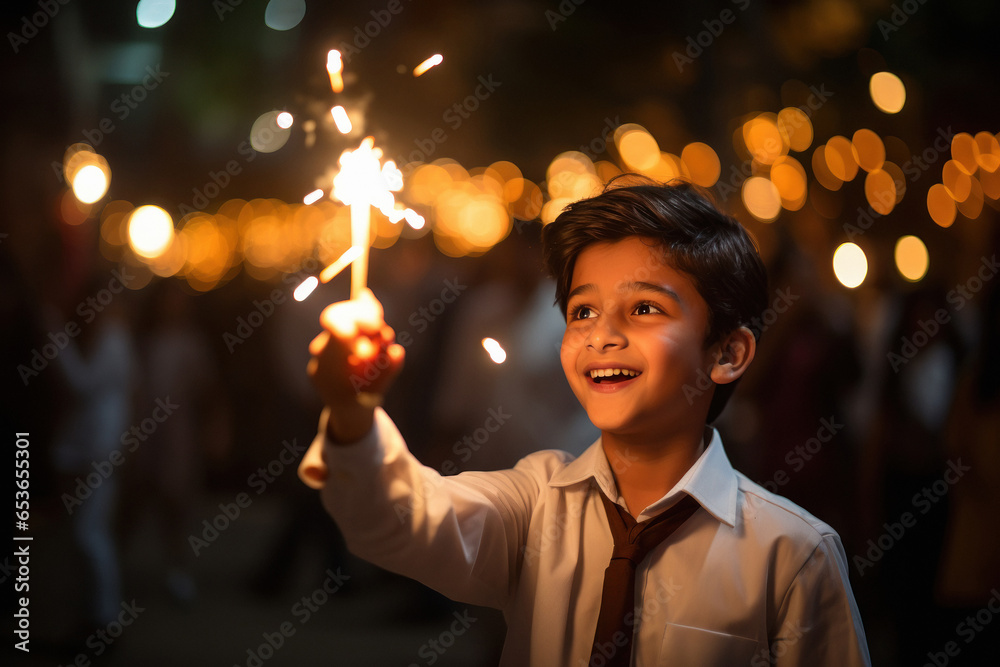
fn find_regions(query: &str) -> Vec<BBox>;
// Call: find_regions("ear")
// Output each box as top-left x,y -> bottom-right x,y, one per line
709,326 -> 756,385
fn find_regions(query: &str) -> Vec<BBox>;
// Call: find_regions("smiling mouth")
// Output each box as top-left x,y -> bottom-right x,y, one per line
588,368 -> 641,384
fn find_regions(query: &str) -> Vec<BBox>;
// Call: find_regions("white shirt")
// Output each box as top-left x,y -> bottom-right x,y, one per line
300,408 -> 871,667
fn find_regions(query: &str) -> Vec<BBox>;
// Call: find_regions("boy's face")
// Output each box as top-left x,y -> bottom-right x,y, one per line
560,237 -> 717,438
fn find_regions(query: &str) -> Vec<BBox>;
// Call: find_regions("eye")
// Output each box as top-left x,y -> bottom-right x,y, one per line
569,304 -> 594,321
633,301 -> 663,316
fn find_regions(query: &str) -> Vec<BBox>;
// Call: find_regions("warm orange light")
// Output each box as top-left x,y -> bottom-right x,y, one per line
825,136 -> 859,182
927,183 -> 956,227
128,205 -> 174,259
851,129 -> 885,173
942,160 -> 972,202
870,71 -> 906,114
743,115 -> 786,165
680,142 -> 721,187
413,54 -> 443,77
326,50 -> 344,92
865,169 -> 896,215
894,235 -> 929,282
482,337 -> 506,364
742,176 -> 782,222
833,243 -> 868,288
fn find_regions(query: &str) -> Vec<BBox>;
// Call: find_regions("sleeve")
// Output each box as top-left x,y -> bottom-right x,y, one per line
770,533 -> 871,667
298,407 -> 547,610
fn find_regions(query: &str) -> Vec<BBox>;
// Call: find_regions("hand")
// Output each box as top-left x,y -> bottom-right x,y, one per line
308,288 -> 405,443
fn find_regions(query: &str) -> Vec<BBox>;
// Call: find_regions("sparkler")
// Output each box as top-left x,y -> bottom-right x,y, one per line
326,50 -> 344,93
294,53 -> 427,303
413,54 -> 443,77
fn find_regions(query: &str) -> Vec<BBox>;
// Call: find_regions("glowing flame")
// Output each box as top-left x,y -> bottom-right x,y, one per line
413,54 -> 443,77
482,337 -> 506,364
276,112 -> 294,129
326,50 -> 344,93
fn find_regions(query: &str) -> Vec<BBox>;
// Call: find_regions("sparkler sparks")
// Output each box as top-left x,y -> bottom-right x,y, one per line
482,337 -> 507,364
331,105 -> 352,134
326,49 -> 344,93
413,54 -> 443,77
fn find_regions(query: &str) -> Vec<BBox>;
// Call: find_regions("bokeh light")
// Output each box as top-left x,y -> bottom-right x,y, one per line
680,142 -> 721,187
864,168 -> 896,215
777,107 -> 813,152
615,124 -> 660,172
851,129 -> 885,172
742,176 -> 782,222
128,205 -> 175,259
250,111 -> 291,153
136,0 -> 176,29
72,163 -> 110,204
894,235 -> 929,282
870,71 -> 906,114
825,136 -> 859,182
926,183 -> 956,227
770,156 -> 807,210
833,242 -> 868,288
264,0 -> 306,31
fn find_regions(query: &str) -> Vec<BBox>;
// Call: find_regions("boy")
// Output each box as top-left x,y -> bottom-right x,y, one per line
298,180 -> 871,666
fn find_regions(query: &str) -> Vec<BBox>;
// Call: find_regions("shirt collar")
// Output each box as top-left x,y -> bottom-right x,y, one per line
548,428 -> 738,527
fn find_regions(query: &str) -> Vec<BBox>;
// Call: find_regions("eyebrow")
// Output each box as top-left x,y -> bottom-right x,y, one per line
566,281 -> 683,305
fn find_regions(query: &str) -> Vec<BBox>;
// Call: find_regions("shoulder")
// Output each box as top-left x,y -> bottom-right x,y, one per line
733,472 -> 842,556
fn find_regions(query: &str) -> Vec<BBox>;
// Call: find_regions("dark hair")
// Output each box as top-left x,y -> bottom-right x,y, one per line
541,177 -> 768,422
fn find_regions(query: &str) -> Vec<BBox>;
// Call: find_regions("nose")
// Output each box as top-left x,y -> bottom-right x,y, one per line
586,312 -> 626,350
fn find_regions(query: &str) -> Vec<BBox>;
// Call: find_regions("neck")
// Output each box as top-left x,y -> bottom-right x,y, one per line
601,424 -> 707,516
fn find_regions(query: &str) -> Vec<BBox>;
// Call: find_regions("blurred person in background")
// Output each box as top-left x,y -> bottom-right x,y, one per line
50,272 -> 137,631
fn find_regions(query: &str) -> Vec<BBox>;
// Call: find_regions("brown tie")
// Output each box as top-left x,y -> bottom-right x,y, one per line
589,488 -> 700,667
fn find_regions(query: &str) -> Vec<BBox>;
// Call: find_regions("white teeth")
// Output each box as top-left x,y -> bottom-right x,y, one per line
589,368 -> 638,379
